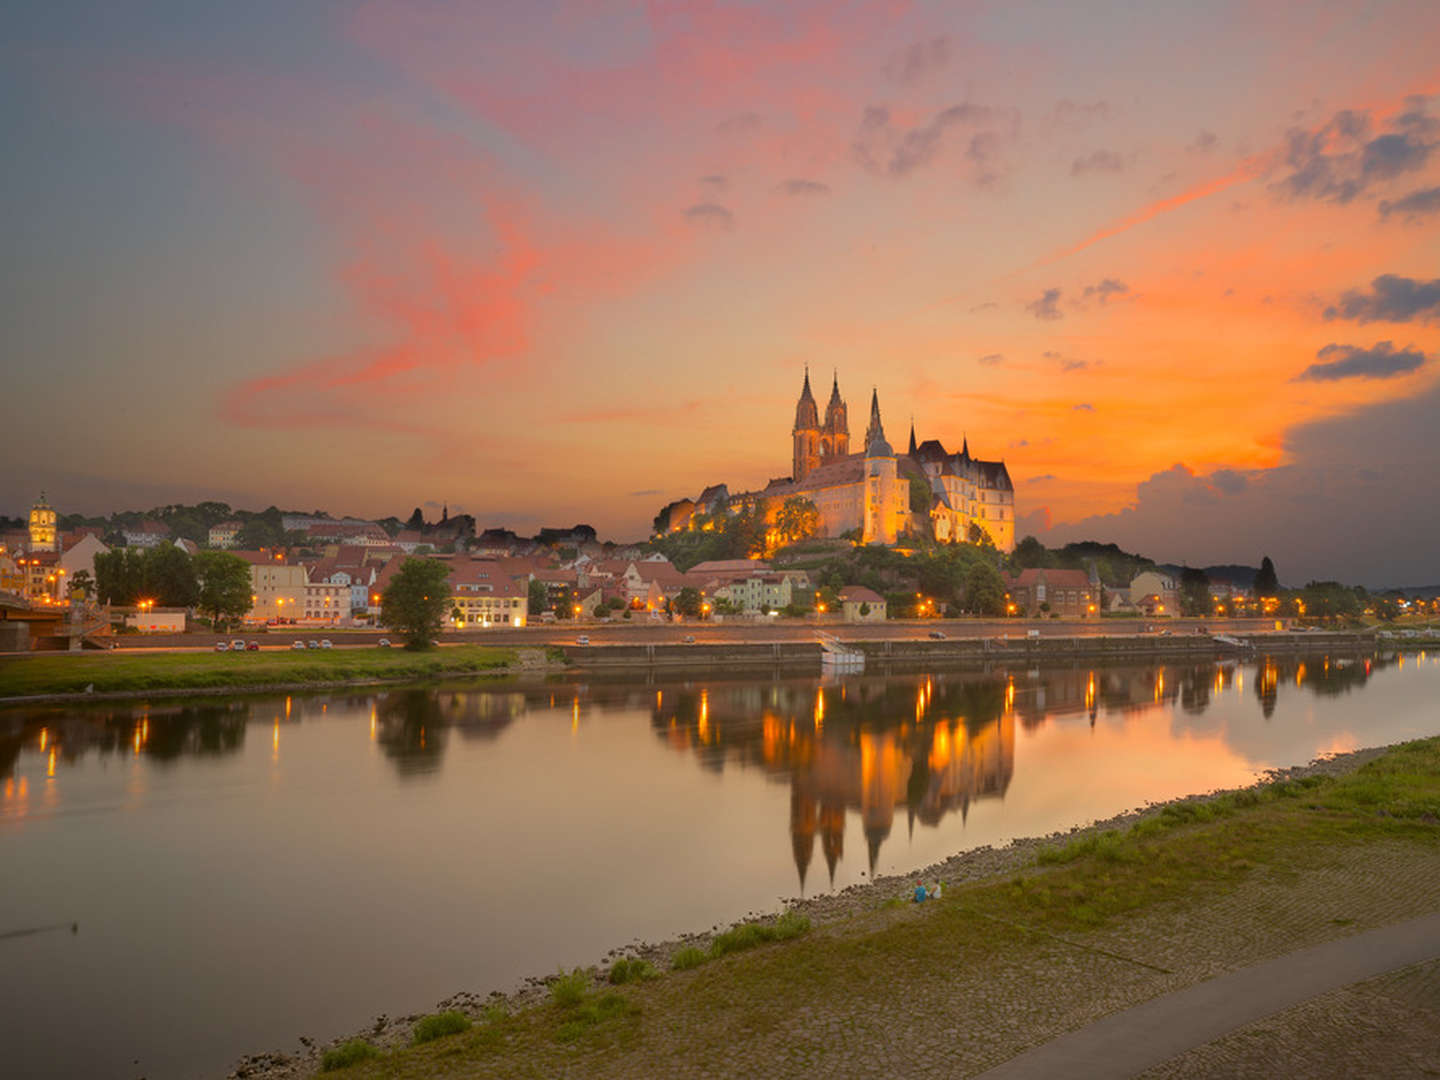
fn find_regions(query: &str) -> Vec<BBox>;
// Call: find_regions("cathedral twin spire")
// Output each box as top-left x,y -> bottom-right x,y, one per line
792,367 -> 851,482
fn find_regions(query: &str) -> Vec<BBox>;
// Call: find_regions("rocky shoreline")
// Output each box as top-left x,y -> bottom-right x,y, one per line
226,742 -> 1396,1080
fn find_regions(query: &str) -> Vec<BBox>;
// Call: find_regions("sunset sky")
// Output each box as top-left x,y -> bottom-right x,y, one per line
4,1 -> 1438,584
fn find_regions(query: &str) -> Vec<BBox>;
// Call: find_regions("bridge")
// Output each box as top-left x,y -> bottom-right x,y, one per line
0,594 -> 113,652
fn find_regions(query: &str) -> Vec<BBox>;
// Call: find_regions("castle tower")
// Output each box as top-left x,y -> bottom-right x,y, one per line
792,369 -> 821,482
821,373 -> 848,461
28,492 -> 57,553
863,398 -> 898,546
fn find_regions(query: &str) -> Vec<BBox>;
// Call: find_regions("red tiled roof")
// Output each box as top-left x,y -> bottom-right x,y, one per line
839,586 -> 884,603
1005,568 -> 1091,588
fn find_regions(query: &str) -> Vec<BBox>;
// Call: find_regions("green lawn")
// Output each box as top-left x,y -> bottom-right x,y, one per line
317,737 -> 1440,1079
0,644 -> 518,697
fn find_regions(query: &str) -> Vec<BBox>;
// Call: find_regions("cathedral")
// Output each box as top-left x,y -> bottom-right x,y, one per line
658,372 -> 1015,550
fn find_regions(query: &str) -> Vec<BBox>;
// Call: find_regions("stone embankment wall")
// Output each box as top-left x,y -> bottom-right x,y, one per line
566,631 -> 1380,668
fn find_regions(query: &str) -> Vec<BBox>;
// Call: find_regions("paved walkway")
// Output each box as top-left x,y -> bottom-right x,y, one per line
975,911 -> 1440,1080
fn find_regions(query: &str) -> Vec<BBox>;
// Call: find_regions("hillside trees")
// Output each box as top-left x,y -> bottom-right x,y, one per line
775,497 -> 820,545
93,544 -> 198,607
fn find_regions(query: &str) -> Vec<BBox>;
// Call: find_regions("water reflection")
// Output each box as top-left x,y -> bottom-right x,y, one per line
0,650 -> 1418,878
3,650 -> 1437,1080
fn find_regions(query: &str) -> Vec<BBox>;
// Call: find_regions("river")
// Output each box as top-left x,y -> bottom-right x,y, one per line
2,649 -> 1437,1078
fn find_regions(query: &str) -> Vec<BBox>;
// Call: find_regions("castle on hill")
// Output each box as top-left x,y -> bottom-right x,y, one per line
656,371 -> 1015,551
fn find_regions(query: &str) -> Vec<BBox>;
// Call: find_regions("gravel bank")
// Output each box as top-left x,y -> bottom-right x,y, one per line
227,741 -> 1402,1080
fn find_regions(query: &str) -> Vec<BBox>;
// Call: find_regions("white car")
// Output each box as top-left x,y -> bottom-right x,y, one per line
230,639 -> 247,651
576,635 -> 590,645
320,639 -> 333,649
291,640 -> 306,650
214,641 -> 229,652
377,638 -> 391,648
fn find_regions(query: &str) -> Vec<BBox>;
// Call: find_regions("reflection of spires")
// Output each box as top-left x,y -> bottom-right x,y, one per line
790,787 -> 817,892
820,803 -> 844,888
865,822 -> 890,878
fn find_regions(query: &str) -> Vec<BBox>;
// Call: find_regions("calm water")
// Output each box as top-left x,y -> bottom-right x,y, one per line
3,650 -> 1438,1079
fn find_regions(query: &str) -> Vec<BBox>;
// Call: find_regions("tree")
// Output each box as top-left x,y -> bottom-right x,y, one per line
725,501 -> 767,559
1254,556 -> 1279,597
1179,568 -> 1212,617
235,518 -> 282,550
68,569 -> 95,602
145,542 -> 199,608
967,521 -> 995,547
1012,535 -> 1050,569
909,476 -> 932,513
963,561 -> 1007,616
775,497 -> 820,544
195,552 -> 253,632
673,586 -> 703,618
380,558 -> 452,648
527,578 -> 549,616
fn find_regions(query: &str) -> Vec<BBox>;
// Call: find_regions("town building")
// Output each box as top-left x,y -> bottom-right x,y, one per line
28,493 -> 58,553
121,520 -> 171,548
124,606 -> 187,633
840,586 -> 887,622
208,520 -> 242,548
448,561 -> 528,627
711,573 -> 793,613
234,550 -> 308,623
1004,568 -> 1098,617
1129,570 -> 1179,616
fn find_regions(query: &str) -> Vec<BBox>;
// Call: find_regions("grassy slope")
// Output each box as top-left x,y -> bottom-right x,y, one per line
0,645 -> 518,697
321,738 -> 1440,1078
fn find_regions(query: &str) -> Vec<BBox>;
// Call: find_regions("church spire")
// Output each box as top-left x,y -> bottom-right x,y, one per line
863,387 -> 885,451
793,366 -> 819,431
908,417 -> 917,456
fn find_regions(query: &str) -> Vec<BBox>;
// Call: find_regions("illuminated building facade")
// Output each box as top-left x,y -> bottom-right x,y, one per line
663,373 -> 1016,550
27,493 -> 57,553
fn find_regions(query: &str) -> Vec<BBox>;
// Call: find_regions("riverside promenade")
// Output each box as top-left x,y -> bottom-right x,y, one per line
978,912 -> 1440,1079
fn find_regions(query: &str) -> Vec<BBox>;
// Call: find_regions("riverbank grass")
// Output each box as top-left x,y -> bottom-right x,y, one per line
320,1040 -> 379,1072
0,645 -> 517,698
313,738 -> 1439,1079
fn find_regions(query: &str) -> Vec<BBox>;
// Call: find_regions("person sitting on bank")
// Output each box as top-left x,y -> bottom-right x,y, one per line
913,881 -> 927,903
930,880 -> 943,900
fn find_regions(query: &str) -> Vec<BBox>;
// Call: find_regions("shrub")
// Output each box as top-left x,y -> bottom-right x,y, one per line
607,958 -> 657,985
320,1039 -> 380,1071
550,967 -> 590,1008
555,992 -> 637,1043
671,946 -> 707,971
710,912 -> 812,957
411,1010 -> 471,1045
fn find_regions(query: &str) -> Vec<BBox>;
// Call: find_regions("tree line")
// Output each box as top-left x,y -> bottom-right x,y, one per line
93,545 -> 253,630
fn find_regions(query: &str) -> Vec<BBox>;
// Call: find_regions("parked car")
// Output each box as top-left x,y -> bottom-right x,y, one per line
928,630 -> 947,640
230,639 -> 246,651
320,639 -> 332,650
576,635 -> 590,645
377,638 -> 391,648
214,641 -> 229,652
291,640 -> 306,650
682,634 -> 696,644
307,640 -> 320,649
246,641 -> 260,651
